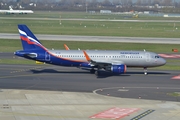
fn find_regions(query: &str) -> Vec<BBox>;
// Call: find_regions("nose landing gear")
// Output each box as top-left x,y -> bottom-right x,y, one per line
144,67 -> 147,75
90,69 -> 95,74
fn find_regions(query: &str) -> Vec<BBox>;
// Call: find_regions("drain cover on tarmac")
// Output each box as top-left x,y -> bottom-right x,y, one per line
90,107 -> 139,119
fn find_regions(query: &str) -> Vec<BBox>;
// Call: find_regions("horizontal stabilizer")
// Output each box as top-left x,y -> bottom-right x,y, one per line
24,53 -> 37,58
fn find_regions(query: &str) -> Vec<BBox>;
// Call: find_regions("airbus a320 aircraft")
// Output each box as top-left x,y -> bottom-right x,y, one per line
14,25 -> 166,76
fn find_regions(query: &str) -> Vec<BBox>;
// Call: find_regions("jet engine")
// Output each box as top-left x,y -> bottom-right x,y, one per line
110,64 -> 126,74
79,63 -> 91,68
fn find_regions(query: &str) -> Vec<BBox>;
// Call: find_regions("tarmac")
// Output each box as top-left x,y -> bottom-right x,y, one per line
0,63 -> 180,119
0,17 -> 180,119
0,89 -> 180,120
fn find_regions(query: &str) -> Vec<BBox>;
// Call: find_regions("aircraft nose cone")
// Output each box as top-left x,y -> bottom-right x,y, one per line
161,58 -> 166,65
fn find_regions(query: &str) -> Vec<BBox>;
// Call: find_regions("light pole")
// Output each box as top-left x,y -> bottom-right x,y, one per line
86,0 -> 88,13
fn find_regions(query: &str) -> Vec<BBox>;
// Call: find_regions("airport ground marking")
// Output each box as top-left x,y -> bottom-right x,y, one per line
93,87 -> 180,100
171,75 -> 180,80
10,66 -> 44,73
0,109 -> 85,119
130,109 -> 155,120
159,54 -> 180,59
0,74 -> 51,79
90,107 -> 140,119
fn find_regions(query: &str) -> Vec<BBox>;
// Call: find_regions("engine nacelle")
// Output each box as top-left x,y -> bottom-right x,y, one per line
79,63 -> 91,68
111,64 -> 126,74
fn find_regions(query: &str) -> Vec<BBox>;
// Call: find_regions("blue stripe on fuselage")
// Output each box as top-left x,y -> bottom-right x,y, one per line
40,53 -> 90,67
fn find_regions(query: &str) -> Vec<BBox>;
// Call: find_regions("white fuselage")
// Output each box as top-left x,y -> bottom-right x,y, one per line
0,10 -> 33,14
46,50 -> 166,67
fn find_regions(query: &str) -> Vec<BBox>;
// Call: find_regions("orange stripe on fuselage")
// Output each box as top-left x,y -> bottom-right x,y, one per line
20,35 -> 86,63
48,52 -> 87,63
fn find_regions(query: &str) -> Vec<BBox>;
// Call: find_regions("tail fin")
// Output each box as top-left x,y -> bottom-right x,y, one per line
18,24 -> 46,51
9,6 -> 13,10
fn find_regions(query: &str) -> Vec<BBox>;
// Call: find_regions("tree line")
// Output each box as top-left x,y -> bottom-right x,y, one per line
1,0 -> 180,13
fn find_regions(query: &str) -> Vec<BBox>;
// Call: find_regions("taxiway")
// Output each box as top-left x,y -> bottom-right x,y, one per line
0,60 -> 180,120
0,64 -> 179,101
1,33 -> 180,44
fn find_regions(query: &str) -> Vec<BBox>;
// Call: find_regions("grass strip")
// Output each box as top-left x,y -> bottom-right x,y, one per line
1,39 -> 180,53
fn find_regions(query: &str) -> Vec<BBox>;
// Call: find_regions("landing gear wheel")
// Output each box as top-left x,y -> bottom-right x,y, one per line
90,69 -> 95,74
95,71 -> 100,76
144,67 -> 148,75
144,72 -> 147,75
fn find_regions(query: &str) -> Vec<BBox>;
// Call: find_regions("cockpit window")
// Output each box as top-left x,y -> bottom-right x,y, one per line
155,56 -> 160,58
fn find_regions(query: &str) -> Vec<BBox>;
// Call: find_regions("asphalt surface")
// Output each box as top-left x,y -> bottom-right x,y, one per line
1,17 -> 180,23
0,52 -> 14,59
0,63 -> 180,102
1,52 -> 180,102
1,33 -> 180,44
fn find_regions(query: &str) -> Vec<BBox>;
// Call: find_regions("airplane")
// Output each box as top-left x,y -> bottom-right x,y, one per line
14,24 -> 166,76
0,6 -> 33,14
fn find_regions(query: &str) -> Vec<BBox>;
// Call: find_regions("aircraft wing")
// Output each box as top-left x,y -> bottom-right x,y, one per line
83,51 -> 124,67
90,59 -> 124,65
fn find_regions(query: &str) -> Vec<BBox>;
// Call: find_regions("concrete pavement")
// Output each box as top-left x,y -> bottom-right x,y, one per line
0,89 -> 180,120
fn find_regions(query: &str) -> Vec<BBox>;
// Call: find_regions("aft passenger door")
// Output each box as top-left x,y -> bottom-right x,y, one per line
145,53 -> 150,62
45,52 -> 50,61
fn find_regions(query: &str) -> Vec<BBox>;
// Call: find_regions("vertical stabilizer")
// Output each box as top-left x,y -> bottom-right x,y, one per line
18,24 -> 46,51
9,6 -> 13,10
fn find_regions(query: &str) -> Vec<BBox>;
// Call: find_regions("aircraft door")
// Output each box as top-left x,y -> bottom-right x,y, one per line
45,52 -> 50,61
145,53 -> 150,62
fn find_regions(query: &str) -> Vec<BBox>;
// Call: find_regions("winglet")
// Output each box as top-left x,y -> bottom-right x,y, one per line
64,44 -> 70,50
83,50 -> 91,61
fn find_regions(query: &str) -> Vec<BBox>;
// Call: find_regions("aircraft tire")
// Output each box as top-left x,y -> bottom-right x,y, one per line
95,71 -> 100,76
90,69 -> 95,74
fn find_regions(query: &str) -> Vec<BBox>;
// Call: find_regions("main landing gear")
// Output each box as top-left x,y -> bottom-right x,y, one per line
90,67 -> 100,76
144,67 -> 147,75
90,69 -> 95,74
95,71 -> 100,76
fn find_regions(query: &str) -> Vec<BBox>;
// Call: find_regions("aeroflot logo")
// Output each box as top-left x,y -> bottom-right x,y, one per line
120,52 -> 139,54
18,29 -> 41,46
